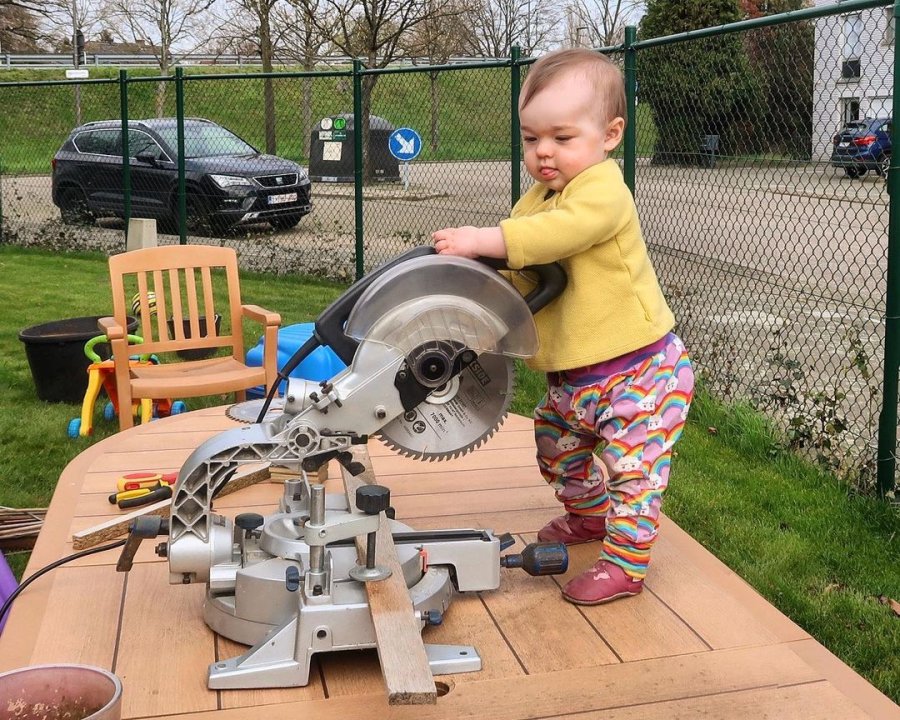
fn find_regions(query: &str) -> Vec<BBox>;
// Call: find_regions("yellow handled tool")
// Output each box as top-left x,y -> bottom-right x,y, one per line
116,471 -> 178,492
109,484 -> 160,504
118,484 -> 173,509
116,472 -> 162,492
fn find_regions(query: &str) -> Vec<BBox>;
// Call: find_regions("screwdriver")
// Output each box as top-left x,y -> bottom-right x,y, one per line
116,471 -> 177,492
110,484 -> 173,509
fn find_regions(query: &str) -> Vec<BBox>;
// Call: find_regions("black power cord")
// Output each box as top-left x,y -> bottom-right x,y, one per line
0,539 -> 127,627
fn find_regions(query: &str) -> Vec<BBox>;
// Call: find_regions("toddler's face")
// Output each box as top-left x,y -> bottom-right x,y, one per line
519,73 -> 620,192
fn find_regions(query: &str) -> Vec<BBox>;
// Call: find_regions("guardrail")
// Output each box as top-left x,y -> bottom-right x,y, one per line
0,53 -> 485,69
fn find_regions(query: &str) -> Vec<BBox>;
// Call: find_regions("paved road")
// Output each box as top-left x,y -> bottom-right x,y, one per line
1,159 -> 888,299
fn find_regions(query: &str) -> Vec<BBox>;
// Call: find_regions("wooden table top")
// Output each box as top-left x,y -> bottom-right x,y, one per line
1,406 -> 897,719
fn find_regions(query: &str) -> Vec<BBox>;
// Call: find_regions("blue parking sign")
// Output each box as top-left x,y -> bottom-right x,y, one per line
389,127 -> 422,162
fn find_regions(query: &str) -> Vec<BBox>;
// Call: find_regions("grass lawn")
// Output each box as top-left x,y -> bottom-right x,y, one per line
0,245 -> 897,703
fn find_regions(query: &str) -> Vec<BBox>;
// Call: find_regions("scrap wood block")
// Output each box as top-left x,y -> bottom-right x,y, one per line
341,445 -> 437,706
72,465 -> 271,550
269,464 -> 329,483
72,498 -> 170,551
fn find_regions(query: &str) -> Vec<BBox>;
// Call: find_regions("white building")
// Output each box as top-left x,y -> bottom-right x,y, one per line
813,0 -> 894,160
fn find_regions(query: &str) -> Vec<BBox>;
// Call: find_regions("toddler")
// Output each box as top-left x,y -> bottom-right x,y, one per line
432,48 -> 694,605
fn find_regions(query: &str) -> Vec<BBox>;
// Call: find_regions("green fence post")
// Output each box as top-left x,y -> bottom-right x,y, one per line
176,67 -> 187,245
510,45 -> 521,207
623,26 -> 637,195
353,59 -> 364,280
119,69 -> 131,244
876,0 -> 900,498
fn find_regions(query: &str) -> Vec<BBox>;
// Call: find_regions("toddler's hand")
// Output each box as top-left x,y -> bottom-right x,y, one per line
432,226 -> 482,258
433,225 -> 506,259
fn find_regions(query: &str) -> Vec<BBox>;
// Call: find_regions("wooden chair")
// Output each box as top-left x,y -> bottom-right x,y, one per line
100,244 -> 281,431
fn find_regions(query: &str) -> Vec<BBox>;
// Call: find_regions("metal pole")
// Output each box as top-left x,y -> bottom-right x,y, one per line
72,3 -> 82,126
510,45 -> 521,207
353,58 -> 364,281
876,0 -> 900,498
176,67 -> 187,245
119,69 -> 131,244
623,26 -> 637,195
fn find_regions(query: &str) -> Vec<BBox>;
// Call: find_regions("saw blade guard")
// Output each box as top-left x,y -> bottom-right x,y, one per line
344,255 -> 538,358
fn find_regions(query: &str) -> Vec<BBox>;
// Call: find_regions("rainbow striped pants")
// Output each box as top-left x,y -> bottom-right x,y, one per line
534,333 -> 694,580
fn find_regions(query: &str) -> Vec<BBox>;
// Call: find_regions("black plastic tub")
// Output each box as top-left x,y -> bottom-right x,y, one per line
18,315 -> 137,403
166,314 -> 222,360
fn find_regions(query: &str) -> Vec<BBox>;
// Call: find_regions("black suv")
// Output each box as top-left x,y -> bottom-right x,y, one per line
52,117 -> 312,233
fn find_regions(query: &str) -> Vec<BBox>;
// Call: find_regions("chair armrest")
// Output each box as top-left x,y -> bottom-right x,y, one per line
242,304 -> 281,327
98,316 -> 125,340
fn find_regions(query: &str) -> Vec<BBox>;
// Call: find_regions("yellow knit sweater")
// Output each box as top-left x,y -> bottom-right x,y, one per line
500,159 -> 674,371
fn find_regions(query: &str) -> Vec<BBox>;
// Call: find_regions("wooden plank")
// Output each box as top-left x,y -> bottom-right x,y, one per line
117,562 -> 217,718
481,536 -> 620,671
367,465 -> 545,498
0,437 -> 113,670
319,649 -> 385,697
28,565 -> 125,668
789,639 -> 900,720
89,448 -> 198,473
644,519 -> 782,649
341,445 -> 437,706
72,499 -> 172,551
370,447 -> 536,476
408,508 -> 559,535
554,539 -> 710,661
389,486 -> 556,520
136,644 -> 826,720
545,681 -> 872,720
660,517 -> 811,643
420,593 -> 525,684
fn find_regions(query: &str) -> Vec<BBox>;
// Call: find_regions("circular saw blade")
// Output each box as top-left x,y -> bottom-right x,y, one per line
378,353 -> 515,460
226,398 -> 285,424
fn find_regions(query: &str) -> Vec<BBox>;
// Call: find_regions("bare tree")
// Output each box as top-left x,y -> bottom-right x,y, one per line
0,0 -> 48,15
280,0 -> 338,158
401,0 -> 473,151
225,0 -> 281,153
465,0 -> 558,58
304,0 -> 452,182
105,0 -> 216,116
563,0 -> 644,48
0,4 -> 43,51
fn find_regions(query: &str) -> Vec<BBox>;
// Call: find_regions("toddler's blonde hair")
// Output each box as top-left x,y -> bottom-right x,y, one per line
520,48 -> 627,128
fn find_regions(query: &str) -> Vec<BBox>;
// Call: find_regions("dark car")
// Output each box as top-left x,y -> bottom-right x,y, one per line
51,117 -> 312,233
831,117 -> 892,178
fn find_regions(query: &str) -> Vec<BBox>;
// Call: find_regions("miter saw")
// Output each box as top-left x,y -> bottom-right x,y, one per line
116,246 -> 569,690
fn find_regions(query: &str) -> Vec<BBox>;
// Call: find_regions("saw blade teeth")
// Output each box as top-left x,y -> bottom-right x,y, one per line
378,355 -> 516,460
376,411 -> 508,462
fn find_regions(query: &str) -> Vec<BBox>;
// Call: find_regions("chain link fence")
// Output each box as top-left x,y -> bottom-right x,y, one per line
0,1 -> 896,497
634,1 -> 894,496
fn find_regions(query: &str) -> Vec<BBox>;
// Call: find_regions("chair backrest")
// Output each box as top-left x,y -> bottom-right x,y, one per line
108,245 -> 245,360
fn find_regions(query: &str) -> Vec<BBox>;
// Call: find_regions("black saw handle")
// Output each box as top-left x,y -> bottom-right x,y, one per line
475,257 -> 567,315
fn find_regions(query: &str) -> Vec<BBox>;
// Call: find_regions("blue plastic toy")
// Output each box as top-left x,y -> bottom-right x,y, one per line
246,323 -> 346,398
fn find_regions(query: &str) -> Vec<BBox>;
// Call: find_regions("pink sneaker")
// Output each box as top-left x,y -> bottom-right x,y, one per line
562,559 -> 643,605
537,513 -> 607,545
